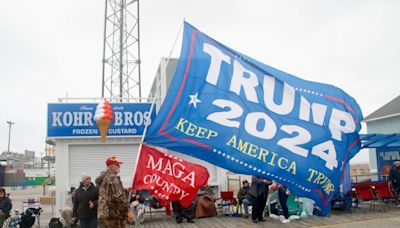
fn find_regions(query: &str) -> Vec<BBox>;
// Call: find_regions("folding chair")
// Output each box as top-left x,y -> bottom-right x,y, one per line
140,190 -> 167,221
352,183 -> 382,212
371,182 -> 395,210
217,191 -> 237,216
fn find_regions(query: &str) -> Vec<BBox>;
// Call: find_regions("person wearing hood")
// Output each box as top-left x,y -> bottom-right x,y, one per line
73,175 -> 98,228
61,187 -> 76,228
389,160 -> 400,207
0,188 -> 12,227
95,156 -> 135,227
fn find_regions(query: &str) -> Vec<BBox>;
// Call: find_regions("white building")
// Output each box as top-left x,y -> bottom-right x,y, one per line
49,102 -> 153,211
50,58 -> 228,212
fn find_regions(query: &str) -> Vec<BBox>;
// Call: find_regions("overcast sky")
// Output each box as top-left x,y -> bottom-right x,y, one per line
1,0 -> 399,163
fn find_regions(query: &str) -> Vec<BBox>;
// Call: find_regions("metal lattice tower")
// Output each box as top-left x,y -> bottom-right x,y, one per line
101,0 -> 141,102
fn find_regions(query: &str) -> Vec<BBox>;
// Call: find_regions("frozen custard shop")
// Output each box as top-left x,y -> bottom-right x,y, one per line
47,100 -> 155,211
48,98 -> 227,212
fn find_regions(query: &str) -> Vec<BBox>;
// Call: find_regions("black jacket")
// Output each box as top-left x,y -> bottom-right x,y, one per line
73,182 -> 99,219
389,166 -> 400,184
0,197 -> 12,214
237,186 -> 250,201
249,176 -> 271,198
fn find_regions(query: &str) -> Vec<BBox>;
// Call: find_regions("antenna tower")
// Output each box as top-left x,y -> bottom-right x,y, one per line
101,0 -> 141,102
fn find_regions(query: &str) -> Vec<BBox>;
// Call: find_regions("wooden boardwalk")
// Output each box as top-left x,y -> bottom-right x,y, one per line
131,207 -> 400,228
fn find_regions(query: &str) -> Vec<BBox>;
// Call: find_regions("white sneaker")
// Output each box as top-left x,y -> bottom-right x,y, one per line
289,215 -> 300,220
269,214 -> 280,219
281,218 -> 290,224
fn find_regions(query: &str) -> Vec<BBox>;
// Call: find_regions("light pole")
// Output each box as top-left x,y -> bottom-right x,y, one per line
6,121 -> 15,153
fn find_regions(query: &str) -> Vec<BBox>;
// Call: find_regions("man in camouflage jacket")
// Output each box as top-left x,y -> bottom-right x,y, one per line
95,156 -> 135,227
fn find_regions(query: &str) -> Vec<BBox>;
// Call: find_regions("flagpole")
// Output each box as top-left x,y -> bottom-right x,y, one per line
129,22 -> 184,201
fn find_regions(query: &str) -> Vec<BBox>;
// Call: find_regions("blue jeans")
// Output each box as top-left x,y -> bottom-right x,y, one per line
278,189 -> 289,219
79,218 -> 98,228
242,199 -> 250,216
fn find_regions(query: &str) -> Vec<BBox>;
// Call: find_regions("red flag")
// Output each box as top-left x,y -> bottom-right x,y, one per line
133,144 -> 209,208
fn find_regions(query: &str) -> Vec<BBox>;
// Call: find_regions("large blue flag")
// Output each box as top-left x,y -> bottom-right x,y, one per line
145,22 -> 363,215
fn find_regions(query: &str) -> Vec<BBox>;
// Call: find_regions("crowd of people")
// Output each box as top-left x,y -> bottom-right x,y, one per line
60,156 -> 134,228
44,158 -> 400,227
0,155 -> 397,227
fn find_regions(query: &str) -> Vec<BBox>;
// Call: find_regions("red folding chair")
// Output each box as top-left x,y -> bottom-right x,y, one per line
371,181 -> 395,209
352,183 -> 376,212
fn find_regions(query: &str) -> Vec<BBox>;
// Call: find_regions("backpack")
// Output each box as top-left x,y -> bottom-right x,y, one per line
48,217 -> 63,228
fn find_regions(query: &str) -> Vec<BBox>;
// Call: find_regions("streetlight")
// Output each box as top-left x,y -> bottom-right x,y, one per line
6,121 -> 15,153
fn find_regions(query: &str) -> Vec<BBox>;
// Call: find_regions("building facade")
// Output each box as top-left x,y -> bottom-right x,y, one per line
364,95 -> 400,178
50,58 -> 228,212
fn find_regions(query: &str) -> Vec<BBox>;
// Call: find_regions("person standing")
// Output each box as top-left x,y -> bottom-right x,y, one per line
0,188 -> 12,227
172,201 -> 195,223
249,176 -> 272,223
389,160 -> 400,206
237,179 -> 251,218
95,156 -> 135,227
73,175 -> 99,228
277,184 -> 291,224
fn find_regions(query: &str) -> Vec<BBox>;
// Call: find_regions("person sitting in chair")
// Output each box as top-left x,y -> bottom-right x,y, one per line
130,190 -> 145,224
237,179 -> 251,218
195,185 -> 217,218
60,187 -> 76,228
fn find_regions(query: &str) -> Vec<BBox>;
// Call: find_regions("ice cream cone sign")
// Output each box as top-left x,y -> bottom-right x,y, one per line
94,98 -> 114,142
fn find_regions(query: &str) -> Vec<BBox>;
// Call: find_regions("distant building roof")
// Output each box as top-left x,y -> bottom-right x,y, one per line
364,95 -> 400,122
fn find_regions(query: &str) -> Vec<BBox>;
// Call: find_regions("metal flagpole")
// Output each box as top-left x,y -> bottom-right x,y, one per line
128,22 -> 184,201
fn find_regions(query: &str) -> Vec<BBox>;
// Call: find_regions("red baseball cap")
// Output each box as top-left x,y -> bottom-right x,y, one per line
106,156 -> 123,166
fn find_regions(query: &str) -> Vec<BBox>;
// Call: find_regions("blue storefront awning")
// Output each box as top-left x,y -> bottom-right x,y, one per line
360,133 -> 400,148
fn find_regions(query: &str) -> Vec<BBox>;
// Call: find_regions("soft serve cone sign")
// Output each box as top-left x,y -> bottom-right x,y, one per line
94,98 -> 114,142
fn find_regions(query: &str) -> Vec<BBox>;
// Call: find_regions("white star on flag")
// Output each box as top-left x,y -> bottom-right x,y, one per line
188,92 -> 201,108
